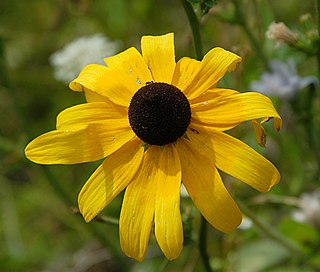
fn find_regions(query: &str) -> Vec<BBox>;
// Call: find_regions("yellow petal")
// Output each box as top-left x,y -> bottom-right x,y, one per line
252,120 -> 267,147
176,138 -> 242,233
154,144 -> 183,260
78,138 -> 144,222
104,46 -> 152,86
84,89 -> 111,103
56,102 -> 128,130
190,87 -> 239,105
25,124 -> 135,164
171,57 -> 201,91
69,64 -> 129,107
186,128 -> 280,192
184,48 -> 242,100
119,146 -> 159,261
192,91 -> 282,131
141,33 -> 176,83
69,47 -> 152,107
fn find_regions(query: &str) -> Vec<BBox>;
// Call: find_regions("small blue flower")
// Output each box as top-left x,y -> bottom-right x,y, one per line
250,59 -> 318,100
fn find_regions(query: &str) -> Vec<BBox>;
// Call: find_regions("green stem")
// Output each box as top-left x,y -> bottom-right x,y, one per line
181,2 -> 213,270
98,215 -> 119,225
237,201 -> 304,257
318,0 -> 320,34
181,0 -> 203,60
199,217 -> 213,272
232,0 -> 268,68
317,0 -> 320,79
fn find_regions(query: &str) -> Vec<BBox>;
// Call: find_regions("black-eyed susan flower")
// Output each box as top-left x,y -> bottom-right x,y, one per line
25,33 -> 281,261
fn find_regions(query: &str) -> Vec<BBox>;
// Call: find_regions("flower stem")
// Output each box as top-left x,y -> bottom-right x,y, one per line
181,0 -> 203,60
199,217 -> 213,272
237,201 -> 304,257
181,2 -> 213,270
98,215 -> 119,225
317,0 -> 320,79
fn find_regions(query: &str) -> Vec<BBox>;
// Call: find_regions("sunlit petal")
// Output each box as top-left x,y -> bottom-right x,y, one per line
104,46 -> 152,86
70,47 -> 152,107
190,88 -> 239,105
252,120 -> 267,147
176,138 -> 242,232
171,57 -> 201,91
78,138 -> 144,222
192,91 -> 282,131
184,48 -> 242,100
186,128 -> 280,192
56,102 -> 127,129
119,146 -> 159,261
84,89 -> 115,103
154,144 -> 183,260
25,124 -> 135,164
141,33 -> 176,83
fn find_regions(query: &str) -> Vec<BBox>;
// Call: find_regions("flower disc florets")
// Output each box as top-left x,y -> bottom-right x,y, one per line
128,82 -> 191,146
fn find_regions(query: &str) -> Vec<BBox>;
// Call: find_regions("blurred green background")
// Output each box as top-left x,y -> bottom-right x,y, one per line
1,0 -> 320,271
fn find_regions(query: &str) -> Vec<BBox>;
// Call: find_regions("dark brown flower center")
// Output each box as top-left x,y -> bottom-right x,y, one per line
128,82 -> 191,145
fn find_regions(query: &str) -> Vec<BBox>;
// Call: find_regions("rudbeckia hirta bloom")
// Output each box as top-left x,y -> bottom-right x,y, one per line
25,33 -> 281,261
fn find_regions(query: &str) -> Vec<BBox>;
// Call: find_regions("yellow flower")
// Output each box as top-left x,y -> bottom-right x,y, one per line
25,33 -> 281,261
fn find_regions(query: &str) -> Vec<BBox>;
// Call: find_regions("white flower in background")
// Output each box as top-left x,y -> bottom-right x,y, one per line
238,217 -> 253,230
49,33 -> 121,83
250,59 -> 318,100
266,22 -> 298,46
292,190 -> 320,227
